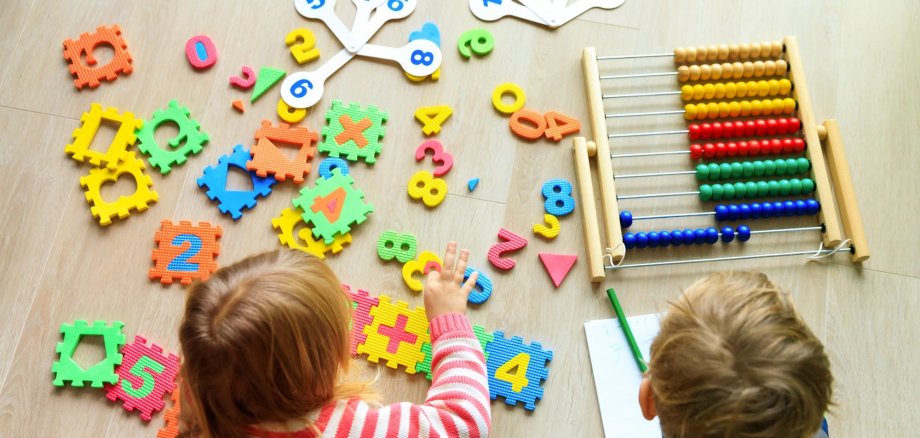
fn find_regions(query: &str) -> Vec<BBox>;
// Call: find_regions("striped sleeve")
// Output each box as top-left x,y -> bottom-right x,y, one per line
323,313 -> 491,438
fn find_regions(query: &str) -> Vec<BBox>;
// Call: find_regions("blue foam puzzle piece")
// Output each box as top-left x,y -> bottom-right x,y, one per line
485,330 -> 553,411
542,178 -> 575,216
197,144 -> 277,220
409,22 -> 441,46
468,178 -> 480,192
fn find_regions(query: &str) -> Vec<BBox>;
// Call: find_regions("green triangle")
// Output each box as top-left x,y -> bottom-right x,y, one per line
250,66 -> 286,103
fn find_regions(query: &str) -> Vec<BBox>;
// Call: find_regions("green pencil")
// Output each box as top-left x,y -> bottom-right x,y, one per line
606,288 -> 648,373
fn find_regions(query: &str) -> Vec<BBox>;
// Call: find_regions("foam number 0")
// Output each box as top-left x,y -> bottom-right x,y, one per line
542,179 -> 575,216
457,29 -> 494,58
121,356 -> 165,398
509,108 -> 546,140
543,111 -> 581,141
166,234 -> 202,272
285,28 -> 320,64
495,352 -> 531,392
402,251 -> 442,292
415,139 -> 454,177
185,35 -> 218,70
407,171 -> 447,208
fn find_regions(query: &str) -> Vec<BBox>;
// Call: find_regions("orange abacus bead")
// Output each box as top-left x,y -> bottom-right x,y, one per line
676,60 -> 788,83
674,41 -> 782,64
684,98 -> 795,120
680,79 -> 792,101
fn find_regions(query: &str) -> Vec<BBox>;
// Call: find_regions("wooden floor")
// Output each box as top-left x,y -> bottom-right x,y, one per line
1,1 -> 918,436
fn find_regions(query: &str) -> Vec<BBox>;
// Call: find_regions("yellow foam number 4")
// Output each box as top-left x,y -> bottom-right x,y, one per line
495,352 -> 531,392
285,28 -> 320,64
414,105 -> 453,136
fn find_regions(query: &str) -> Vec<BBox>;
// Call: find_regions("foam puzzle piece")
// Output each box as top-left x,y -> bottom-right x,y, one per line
65,103 -> 143,170
63,25 -> 133,90
485,331 -> 553,411
407,170 -> 447,208
232,99 -> 245,113
251,66 -> 286,103
197,144 -> 277,220
104,335 -> 181,421
542,178 -> 575,216
533,214 -> 560,239
80,152 -> 158,226
317,157 -> 350,179
277,98 -> 308,124
345,285 -> 380,356
510,108 -> 547,141
52,320 -> 126,388
464,267 -> 493,304
415,139 -> 454,177
492,82 -> 526,114
319,100 -> 388,164
457,28 -> 494,58
487,228 -> 528,270
377,230 -> 418,264
272,207 -> 351,259
185,34 -> 218,69
417,340 -> 433,380
292,168 -> 373,244
156,385 -> 181,438
247,120 -> 319,183
136,100 -> 210,174
229,65 -> 256,89
402,251 -> 442,292
414,105 -> 453,136
474,325 -> 495,362
358,296 -> 430,373
468,178 -> 480,192
543,110 -> 581,142
149,220 -> 222,285
538,253 -> 578,288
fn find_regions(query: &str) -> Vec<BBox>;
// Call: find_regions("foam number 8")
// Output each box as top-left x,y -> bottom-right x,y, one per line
377,231 -> 418,263
464,267 -> 493,304
495,352 -> 531,392
542,179 -> 575,216
410,49 -> 434,66
402,251 -> 442,292
388,0 -> 404,10
166,234 -> 202,272
290,78 -> 314,98
121,356 -> 165,398
285,28 -> 320,64
457,29 -> 494,58
408,171 -> 447,208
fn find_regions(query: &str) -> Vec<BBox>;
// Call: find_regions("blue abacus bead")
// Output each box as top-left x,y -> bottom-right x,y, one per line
659,231 -> 671,247
751,202 -> 763,218
762,202 -> 775,217
727,204 -> 740,220
794,200 -> 807,215
694,228 -> 707,244
670,230 -> 683,246
783,200 -> 796,216
773,201 -> 785,216
647,232 -> 660,248
619,211 -> 634,228
721,226 -> 735,243
683,229 -> 696,245
317,157 -> 350,179
623,233 -> 637,249
705,227 -> 719,244
737,225 -> 751,242
715,204 -> 729,221
739,203 -> 752,219
806,199 -> 821,215
635,232 -> 649,249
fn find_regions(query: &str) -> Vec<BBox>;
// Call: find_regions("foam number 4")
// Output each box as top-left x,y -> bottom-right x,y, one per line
495,352 -> 530,392
402,251 -> 442,292
377,231 -> 418,263
121,356 -> 165,398
414,139 -> 454,176
542,179 -> 575,216
543,111 -> 581,141
509,109 -> 581,142
407,170 -> 447,208
488,228 -> 528,270
285,28 -> 320,64
414,106 -> 453,136
311,187 -> 347,223
166,234 -> 202,272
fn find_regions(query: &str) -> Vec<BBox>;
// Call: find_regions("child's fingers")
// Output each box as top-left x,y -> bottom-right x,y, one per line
455,249 -> 470,281
460,271 -> 479,296
442,241 -> 457,273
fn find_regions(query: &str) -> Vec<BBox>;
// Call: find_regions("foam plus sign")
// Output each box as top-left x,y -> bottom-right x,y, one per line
378,314 -> 418,353
335,115 -> 371,148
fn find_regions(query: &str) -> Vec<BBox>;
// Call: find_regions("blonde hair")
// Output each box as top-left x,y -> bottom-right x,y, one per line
179,249 -> 377,438
649,272 -> 832,438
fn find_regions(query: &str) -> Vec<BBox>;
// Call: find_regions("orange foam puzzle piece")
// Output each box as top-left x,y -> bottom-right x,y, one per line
247,120 -> 318,183
232,99 -> 245,113
156,383 -> 181,438
63,25 -> 133,90
149,220 -> 222,285
335,115 -> 372,148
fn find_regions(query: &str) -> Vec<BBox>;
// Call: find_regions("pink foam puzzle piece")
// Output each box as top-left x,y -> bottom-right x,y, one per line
538,253 -> 577,288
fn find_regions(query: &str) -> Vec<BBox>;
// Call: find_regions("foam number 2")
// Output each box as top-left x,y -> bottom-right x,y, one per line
488,228 -> 528,270
542,179 -> 575,216
166,234 -> 202,272
415,139 -> 454,176
122,356 -> 164,398
285,28 -> 320,64
495,352 -> 530,392
407,171 -> 447,208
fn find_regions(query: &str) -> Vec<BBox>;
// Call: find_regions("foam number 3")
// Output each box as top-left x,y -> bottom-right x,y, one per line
542,179 -> 575,216
495,352 -> 530,392
377,231 -> 418,263
487,228 -> 528,270
285,28 -> 320,64
407,170 -> 447,208
166,234 -> 202,272
415,139 -> 454,177
121,356 -> 165,398
402,251 -> 442,292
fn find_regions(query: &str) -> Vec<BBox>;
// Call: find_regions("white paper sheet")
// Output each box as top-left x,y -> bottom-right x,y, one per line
584,314 -> 663,437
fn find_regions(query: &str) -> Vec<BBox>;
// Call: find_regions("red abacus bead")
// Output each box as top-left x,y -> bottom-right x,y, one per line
723,121 -> 736,138
766,118 -> 778,135
689,144 -> 704,159
794,138 -> 806,152
749,140 -> 762,156
714,142 -> 727,158
781,138 -> 795,153
701,123 -> 712,140
744,121 -> 757,137
789,118 -> 801,132
737,141 -> 751,156
726,142 -> 738,157
703,143 -> 716,158
711,122 -> 723,139
776,117 -> 789,134
755,119 -> 767,136
770,139 -> 784,154
689,124 -> 701,140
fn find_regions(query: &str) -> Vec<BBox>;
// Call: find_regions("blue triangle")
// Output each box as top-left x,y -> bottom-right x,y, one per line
467,178 -> 480,192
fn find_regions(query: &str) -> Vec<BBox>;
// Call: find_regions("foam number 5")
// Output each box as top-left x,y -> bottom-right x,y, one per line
495,352 -> 531,392
377,230 -> 418,263
285,28 -> 320,64
402,251 -> 442,292
407,170 -> 447,208
542,179 -> 575,216
166,234 -> 202,272
121,356 -> 165,398
415,139 -> 454,176
457,29 -> 494,58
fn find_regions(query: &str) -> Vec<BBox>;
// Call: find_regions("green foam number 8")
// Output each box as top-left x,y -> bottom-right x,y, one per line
377,231 -> 419,264
457,29 -> 494,59
121,355 -> 165,398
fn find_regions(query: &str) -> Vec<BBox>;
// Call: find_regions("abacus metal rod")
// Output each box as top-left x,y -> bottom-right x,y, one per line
610,130 -> 688,138
599,72 -> 678,80
618,191 -> 699,200
596,53 -> 674,60
634,211 -> 714,220
605,247 -> 853,270
750,226 -> 822,235
615,170 -> 696,179
603,91 -> 682,99
611,150 -> 690,158
606,110 -> 685,118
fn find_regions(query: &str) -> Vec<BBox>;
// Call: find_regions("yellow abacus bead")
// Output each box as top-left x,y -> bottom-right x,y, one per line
703,83 -> 716,100
735,81 -> 748,98
700,64 -> 712,80
696,103 -> 709,118
728,101 -> 741,117
776,60 -> 789,76
711,63 -> 723,80
771,41 -> 784,57
782,98 -> 796,113
764,60 -> 777,76
693,85 -> 705,100
750,43 -> 762,58
713,83 -> 726,99
689,65 -> 702,81
768,79 -> 780,96
731,62 -> 744,79
724,82 -> 738,99
753,61 -> 766,77
686,47 -> 698,63
743,62 -> 755,78
740,100 -> 752,116
706,102 -> 719,119
739,43 -> 751,58
718,102 -> 730,118
707,45 -> 719,61
779,78 -> 792,94
758,80 -> 770,97
751,100 -> 764,116
728,44 -> 740,59
677,66 -> 691,82
697,46 -> 708,60
717,44 -> 730,61
674,47 -> 687,64
681,85 -> 694,100
684,104 -> 698,120
761,99 -> 774,114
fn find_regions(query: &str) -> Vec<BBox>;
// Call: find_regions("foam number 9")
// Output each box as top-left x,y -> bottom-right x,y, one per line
285,28 -> 320,64
166,234 -> 202,272
402,251 -> 442,292
464,267 -> 493,304
408,170 -> 447,208
289,78 -> 314,98
495,352 -> 530,392
121,356 -> 165,398
542,179 -> 575,216
457,29 -> 494,58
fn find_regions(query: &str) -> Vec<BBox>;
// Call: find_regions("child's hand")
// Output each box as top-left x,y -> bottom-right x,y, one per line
424,242 -> 479,321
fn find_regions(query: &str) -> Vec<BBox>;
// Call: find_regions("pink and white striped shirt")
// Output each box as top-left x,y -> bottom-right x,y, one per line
251,313 -> 491,438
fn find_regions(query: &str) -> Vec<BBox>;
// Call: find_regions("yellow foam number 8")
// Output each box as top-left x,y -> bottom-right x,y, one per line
495,352 -> 531,392
407,170 -> 447,208
285,28 -> 320,64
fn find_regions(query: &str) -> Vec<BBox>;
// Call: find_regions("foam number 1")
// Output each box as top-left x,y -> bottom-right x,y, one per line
285,28 -> 320,64
415,139 -> 454,176
166,234 -> 202,272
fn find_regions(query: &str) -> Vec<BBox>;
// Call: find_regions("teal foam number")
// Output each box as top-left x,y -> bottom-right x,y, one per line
167,233 -> 202,272
121,356 -> 165,398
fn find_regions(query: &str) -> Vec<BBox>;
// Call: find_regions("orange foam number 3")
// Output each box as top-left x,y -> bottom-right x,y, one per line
495,352 -> 531,392
311,187 -> 347,223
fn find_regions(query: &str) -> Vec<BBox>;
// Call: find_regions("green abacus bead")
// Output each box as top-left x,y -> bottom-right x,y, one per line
757,181 -> 770,196
696,164 -> 710,181
733,182 -> 747,198
768,180 -> 780,196
775,159 -> 788,176
699,184 -> 713,201
778,179 -> 792,196
723,183 -> 736,199
742,162 -> 755,178
708,163 -> 721,180
745,181 -> 758,196
730,162 -> 744,179
790,178 -> 803,194
753,161 -> 766,177
802,178 -> 816,193
796,158 -> 811,174
764,160 -> 777,176
711,184 -> 725,200
786,158 -> 800,174
719,163 -> 733,180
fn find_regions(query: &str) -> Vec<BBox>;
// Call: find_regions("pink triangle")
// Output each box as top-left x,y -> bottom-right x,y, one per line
326,198 -> 338,213
539,253 -> 578,288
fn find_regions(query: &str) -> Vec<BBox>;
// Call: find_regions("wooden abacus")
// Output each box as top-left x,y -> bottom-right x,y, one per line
573,37 -> 869,282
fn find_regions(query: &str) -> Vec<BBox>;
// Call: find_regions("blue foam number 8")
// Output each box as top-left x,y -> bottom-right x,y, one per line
388,0 -> 404,11
290,79 -> 313,98
542,179 -> 575,217
167,234 -> 202,272
464,267 -> 493,304
410,50 -> 434,66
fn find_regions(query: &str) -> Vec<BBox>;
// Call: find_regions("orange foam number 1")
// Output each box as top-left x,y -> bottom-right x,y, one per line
286,28 -> 320,64
312,187 -> 347,223
495,352 -> 531,392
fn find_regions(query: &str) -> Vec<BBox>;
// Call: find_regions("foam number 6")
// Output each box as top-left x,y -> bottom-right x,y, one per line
377,231 -> 418,263
285,28 -> 320,64
495,352 -> 531,392
509,108 -> 546,140
121,356 -> 165,398
457,29 -> 494,58
464,267 -> 494,304
415,139 -> 454,177
402,251 -> 442,292
407,171 -> 447,208
166,234 -> 202,272
542,179 -> 575,216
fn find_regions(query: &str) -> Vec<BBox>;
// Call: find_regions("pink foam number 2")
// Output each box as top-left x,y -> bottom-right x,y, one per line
487,228 -> 528,270
185,35 -> 218,70
229,66 -> 256,89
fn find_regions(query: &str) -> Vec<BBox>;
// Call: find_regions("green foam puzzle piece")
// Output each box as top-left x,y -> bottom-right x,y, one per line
291,168 -> 373,244
319,100 -> 388,164
251,66 -> 286,103
136,100 -> 210,174
51,320 -> 126,388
